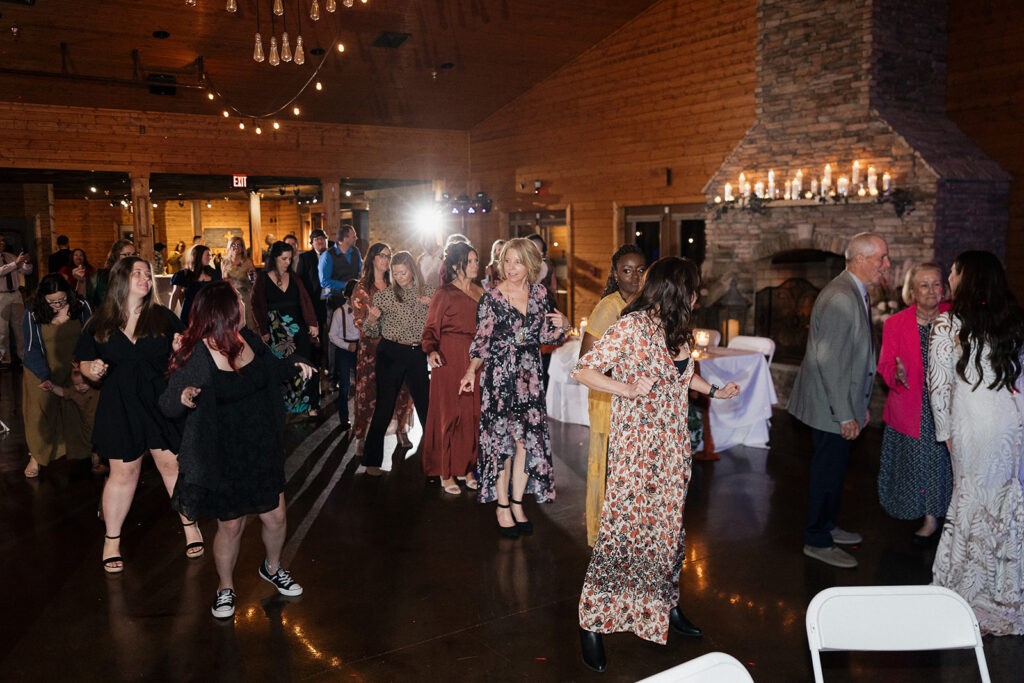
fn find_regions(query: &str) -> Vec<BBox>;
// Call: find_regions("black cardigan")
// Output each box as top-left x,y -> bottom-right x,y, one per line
159,327 -> 300,492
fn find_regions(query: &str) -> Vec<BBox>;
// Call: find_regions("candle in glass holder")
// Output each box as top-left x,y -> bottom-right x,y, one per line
579,317 -> 588,339
793,170 -> 803,196
784,180 -> 792,200
694,329 -> 711,347
822,164 -> 832,193
867,166 -> 877,193
852,161 -> 861,186
882,172 -> 892,191
724,183 -> 733,201
754,181 -> 764,198
837,176 -> 849,196
743,182 -> 752,198
810,178 -> 819,196
767,170 -> 775,198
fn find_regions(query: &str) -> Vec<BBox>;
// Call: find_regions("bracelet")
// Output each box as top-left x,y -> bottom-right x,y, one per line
708,384 -> 719,399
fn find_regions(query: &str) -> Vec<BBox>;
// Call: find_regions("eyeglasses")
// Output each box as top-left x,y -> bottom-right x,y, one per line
47,297 -> 68,308
120,251 -> 137,258
377,253 -> 392,260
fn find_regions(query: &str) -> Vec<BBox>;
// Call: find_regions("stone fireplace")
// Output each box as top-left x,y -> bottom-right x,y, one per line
701,0 -> 1010,361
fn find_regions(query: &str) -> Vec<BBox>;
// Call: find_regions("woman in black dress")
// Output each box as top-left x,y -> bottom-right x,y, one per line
75,257 -> 202,573
161,280 -> 314,619
252,241 -> 320,416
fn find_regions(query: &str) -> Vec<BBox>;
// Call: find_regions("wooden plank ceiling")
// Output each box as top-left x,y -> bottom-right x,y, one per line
0,0 -> 661,130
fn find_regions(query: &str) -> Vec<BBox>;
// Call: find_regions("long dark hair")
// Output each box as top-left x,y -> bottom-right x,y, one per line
169,280 -> 245,374
70,248 -> 91,270
359,242 -> 392,292
601,244 -> 646,298
32,273 -> 85,324
441,242 -> 477,285
950,250 -> 1024,392
621,256 -> 701,357
90,257 -> 171,343
182,244 -> 213,287
263,241 -> 294,274
104,239 -> 134,269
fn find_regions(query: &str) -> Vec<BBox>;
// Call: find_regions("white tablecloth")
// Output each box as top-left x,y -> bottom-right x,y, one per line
696,347 -> 778,450
545,340 -> 590,426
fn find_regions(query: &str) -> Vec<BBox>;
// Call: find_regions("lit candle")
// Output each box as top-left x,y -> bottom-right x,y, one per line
726,319 -> 740,345
694,329 -> 711,347
743,182 -> 752,198
867,166 -> 877,193
837,176 -> 848,196
714,195 -> 722,203
724,183 -> 733,201
784,180 -> 792,200
882,172 -> 892,191
822,164 -> 832,193
754,181 -> 764,198
580,317 -> 588,338
810,178 -> 819,196
857,187 -> 867,197
739,173 -> 746,191
793,170 -> 803,196
852,161 -> 861,186
767,170 -> 775,198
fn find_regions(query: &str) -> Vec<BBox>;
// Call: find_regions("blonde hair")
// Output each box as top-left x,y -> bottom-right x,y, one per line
497,238 -> 542,284
902,262 -> 943,304
389,251 -> 424,302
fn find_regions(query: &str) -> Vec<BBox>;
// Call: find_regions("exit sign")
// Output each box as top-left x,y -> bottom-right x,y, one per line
232,175 -> 248,188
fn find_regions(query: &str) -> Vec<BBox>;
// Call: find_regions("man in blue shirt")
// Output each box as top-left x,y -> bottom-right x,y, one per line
318,224 -> 362,308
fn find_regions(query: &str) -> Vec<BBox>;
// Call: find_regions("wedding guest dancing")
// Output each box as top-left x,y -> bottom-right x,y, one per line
571,256 -> 739,672
361,251 -> 434,476
876,263 -> 951,545
580,244 -> 646,546
460,238 -> 568,537
929,250 -> 1024,635
75,257 -> 201,573
161,281 -> 313,619
422,242 -> 484,494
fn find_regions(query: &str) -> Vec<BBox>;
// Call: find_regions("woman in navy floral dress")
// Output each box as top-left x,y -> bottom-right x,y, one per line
460,238 -> 568,537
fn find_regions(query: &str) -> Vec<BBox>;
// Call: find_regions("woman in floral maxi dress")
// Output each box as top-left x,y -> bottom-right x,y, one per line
571,257 -> 739,673
460,238 -> 568,536
350,242 -> 414,450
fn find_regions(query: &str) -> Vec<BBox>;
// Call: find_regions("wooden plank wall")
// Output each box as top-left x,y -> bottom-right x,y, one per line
467,0 -> 759,320
946,0 -> 1024,294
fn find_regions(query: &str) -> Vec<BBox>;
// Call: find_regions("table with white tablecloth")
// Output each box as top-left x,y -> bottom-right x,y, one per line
545,339 -> 589,426
695,347 -> 778,451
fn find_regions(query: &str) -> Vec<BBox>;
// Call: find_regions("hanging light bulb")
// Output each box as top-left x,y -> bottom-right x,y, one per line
292,106 -> 301,116
269,36 -> 280,65
310,0 -> 321,20
225,0 -> 237,11
253,33 -> 265,62
273,121 -> 280,130
222,110 -> 230,117
326,0 -> 336,11
337,42 -> 345,52
207,92 -> 215,100
343,0 -> 354,7
273,0 -> 284,15
281,31 -> 292,62
239,121 -> 246,130
315,81 -> 323,91
255,125 -> 263,135
294,35 -> 305,65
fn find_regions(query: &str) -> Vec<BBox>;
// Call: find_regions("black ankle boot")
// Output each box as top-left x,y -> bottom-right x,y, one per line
669,606 -> 703,637
579,628 -> 606,673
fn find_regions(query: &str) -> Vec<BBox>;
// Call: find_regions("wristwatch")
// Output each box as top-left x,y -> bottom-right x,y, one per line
708,384 -> 720,398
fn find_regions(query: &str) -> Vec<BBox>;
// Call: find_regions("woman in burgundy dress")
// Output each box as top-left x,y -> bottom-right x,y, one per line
422,242 -> 484,494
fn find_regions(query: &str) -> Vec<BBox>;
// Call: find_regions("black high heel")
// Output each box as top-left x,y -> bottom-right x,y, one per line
102,534 -> 123,574
579,628 -> 607,673
496,503 -> 519,539
510,498 -> 533,533
669,606 -> 703,637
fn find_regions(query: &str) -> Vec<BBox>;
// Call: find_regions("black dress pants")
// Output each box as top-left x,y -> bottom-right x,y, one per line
363,339 -> 430,468
804,427 -> 854,547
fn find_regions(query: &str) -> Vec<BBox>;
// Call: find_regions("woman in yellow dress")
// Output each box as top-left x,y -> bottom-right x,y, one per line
579,245 -> 646,546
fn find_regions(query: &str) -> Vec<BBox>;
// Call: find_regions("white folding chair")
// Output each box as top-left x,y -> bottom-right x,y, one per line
693,328 -> 722,347
637,652 -> 754,682
727,335 -> 775,365
805,585 -> 990,683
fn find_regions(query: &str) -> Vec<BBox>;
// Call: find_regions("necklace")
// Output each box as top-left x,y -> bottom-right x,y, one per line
916,309 -> 939,325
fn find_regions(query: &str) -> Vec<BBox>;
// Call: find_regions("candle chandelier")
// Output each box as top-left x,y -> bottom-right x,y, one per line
713,161 -> 895,205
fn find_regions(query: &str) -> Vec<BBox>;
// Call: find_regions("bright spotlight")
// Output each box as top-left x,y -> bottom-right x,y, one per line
414,204 -> 442,232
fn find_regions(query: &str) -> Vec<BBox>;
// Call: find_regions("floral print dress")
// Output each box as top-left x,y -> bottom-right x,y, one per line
350,282 -> 414,439
469,284 -> 567,504
575,311 -> 695,644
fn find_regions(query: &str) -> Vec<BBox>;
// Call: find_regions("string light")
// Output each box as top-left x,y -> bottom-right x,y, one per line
222,110 -> 230,117
239,121 -> 246,130
255,125 -> 263,135
292,106 -> 301,116
226,0 -> 237,11
207,92 -> 215,100
337,42 -> 345,53
326,0 -> 336,11
273,121 -> 280,129
315,81 -> 323,91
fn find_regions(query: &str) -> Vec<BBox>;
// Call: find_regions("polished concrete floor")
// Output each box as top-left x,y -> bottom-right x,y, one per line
1,367 -> 1022,682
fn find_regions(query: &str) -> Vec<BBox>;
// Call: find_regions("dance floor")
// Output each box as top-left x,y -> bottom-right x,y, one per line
1,368 -> 1022,682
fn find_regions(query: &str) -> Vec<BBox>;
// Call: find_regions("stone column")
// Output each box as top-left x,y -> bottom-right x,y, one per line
130,172 -> 154,262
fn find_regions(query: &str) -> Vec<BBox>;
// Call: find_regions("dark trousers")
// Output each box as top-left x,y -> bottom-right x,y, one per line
363,339 -> 430,468
334,344 -> 357,422
805,427 -> 854,547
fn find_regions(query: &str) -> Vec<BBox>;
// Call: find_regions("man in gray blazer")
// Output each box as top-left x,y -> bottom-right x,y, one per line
788,232 -> 890,568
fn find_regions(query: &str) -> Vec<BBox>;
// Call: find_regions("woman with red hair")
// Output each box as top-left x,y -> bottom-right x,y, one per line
160,280 -> 315,620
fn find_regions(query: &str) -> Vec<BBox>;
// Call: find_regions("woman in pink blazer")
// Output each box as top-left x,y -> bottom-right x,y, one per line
877,263 -> 952,545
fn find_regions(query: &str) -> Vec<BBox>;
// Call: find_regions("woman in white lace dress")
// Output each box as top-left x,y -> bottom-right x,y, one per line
928,250 -> 1024,636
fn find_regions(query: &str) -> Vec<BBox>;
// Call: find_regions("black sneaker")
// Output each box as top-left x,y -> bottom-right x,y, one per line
211,588 -> 235,619
258,560 -> 303,596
